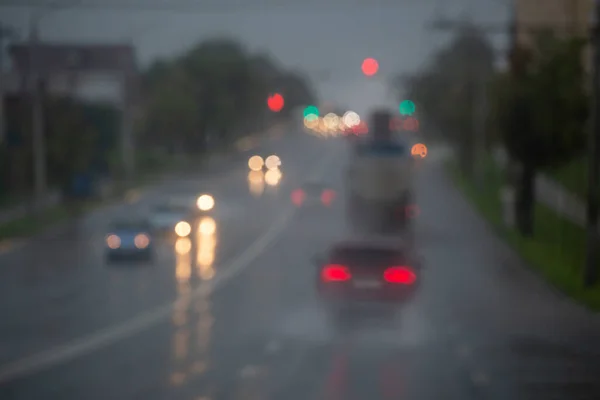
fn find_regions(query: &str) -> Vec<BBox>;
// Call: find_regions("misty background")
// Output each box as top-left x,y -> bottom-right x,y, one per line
0,0 -> 510,115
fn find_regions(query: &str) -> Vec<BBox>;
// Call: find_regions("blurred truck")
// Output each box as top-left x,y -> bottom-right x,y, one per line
345,109 -> 415,234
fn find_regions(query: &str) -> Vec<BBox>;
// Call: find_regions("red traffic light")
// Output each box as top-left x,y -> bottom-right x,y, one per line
361,58 -> 379,76
267,93 -> 284,112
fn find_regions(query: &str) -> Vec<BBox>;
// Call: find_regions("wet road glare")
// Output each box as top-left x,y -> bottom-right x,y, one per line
1,130 -> 600,399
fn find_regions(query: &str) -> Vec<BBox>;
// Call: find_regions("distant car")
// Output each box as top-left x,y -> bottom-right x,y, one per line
314,237 -> 422,320
151,194 -> 215,237
248,154 -> 281,172
105,218 -> 154,262
150,202 -> 192,236
290,182 -> 336,207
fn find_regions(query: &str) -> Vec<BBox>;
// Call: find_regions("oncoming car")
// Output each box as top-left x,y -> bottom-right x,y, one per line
150,194 -> 215,237
248,154 -> 281,172
105,218 -> 154,262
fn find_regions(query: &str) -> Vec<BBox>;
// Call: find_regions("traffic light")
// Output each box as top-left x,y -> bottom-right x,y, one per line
361,58 -> 379,76
399,100 -> 415,116
267,93 -> 284,112
303,105 -> 319,118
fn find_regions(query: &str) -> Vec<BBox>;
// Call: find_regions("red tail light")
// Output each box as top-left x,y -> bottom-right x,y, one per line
383,267 -> 416,284
321,264 -> 352,282
291,189 -> 305,206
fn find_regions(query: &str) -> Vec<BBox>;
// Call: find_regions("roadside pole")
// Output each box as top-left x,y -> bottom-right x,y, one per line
584,0 -> 600,287
28,14 -> 48,211
0,24 -> 17,145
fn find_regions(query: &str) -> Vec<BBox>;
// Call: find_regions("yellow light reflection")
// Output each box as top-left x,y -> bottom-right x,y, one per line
175,237 -> 192,284
176,237 -> 192,254
196,217 -> 217,280
265,168 -> 282,186
173,329 -> 190,360
198,217 -> 216,235
247,170 -> 265,196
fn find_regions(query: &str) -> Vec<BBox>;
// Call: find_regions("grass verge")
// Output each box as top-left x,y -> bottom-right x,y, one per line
547,156 -> 587,201
449,155 -> 600,311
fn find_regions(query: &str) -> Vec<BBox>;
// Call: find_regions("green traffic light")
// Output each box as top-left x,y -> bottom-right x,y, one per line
304,105 -> 319,118
399,100 -> 415,116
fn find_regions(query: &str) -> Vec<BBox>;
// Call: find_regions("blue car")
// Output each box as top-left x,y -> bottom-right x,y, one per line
105,219 -> 154,263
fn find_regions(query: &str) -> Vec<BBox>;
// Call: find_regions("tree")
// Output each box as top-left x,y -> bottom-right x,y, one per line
44,97 -> 98,194
493,33 -> 589,236
140,38 -> 316,153
398,24 -> 494,177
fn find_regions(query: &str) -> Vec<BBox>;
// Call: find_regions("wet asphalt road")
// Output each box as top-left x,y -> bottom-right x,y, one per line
1,129 -> 600,400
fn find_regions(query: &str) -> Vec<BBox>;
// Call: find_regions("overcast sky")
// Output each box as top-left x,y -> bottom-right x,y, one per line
0,0 -> 510,114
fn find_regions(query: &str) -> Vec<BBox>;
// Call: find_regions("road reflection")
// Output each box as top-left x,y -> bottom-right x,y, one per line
264,168 -> 282,187
169,218 -> 218,390
196,217 -> 217,280
247,170 -> 265,197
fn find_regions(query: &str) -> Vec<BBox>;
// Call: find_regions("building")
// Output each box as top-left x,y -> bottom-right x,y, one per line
7,43 -> 139,103
513,0 -> 593,74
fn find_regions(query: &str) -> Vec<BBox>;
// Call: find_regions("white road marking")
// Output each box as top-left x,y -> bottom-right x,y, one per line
0,143 -> 339,384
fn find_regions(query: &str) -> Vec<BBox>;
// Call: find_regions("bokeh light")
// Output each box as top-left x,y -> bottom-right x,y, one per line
175,221 -> 192,237
303,105 -> 319,118
175,237 -> 192,254
265,155 -> 281,170
196,194 -> 214,211
265,168 -> 282,186
321,189 -> 336,206
304,114 -> 319,130
247,170 -> 265,196
198,217 -> 216,236
362,58 -> 379,76
291,189 -> 305,206
106,234 -> 120,249
400,100 -> 416,116
248,155 -> 264,171
267,93 -> 284,112
411,143 -> 428,159
324,113 -> 340,131
343,111 -> 360,128
403,116 -> 419,132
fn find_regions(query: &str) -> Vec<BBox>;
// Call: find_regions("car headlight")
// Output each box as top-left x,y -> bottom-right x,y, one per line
196,194 -> 215,211
248,155 -> 264,171
265,155 -> 281,170
174,221 -> 192,237
106,234 -> 121,249
134,233 -> 150,249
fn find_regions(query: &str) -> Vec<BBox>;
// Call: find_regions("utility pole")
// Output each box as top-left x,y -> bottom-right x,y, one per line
584,0 -> 600,287
0,24 -> 17,145
120,73 -> 134,184
427,16 -> 504,183
28,14 -> 47,210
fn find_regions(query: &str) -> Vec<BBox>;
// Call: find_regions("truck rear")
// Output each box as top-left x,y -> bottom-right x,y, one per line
344,110 -> 415,234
